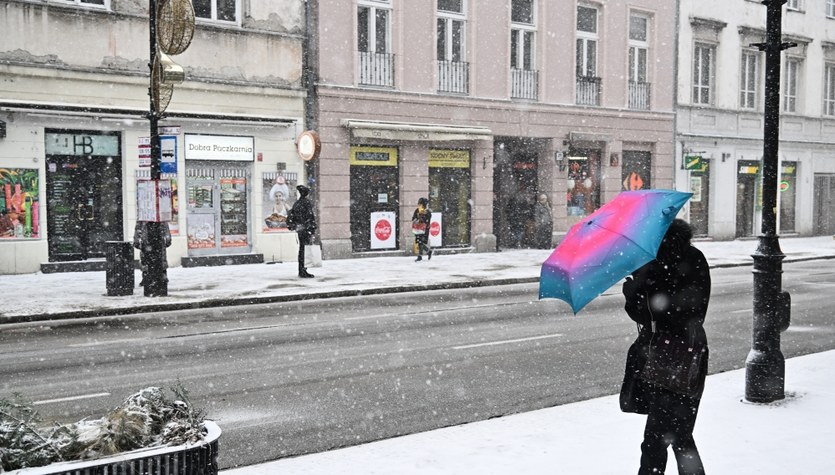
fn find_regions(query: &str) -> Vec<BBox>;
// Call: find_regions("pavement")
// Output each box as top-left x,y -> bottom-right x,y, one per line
1,235 -> 834,324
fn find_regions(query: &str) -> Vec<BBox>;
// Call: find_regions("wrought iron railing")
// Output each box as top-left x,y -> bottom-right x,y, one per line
628,81 -> 651,110
511,68 -> 538,100
438,60 -> 469,94
576,75 -> 601,106
358,51 -> 395,87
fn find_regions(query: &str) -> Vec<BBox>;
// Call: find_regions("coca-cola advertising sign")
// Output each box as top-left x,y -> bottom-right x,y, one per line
429,212 -> 443,248
370,211 -> 396,249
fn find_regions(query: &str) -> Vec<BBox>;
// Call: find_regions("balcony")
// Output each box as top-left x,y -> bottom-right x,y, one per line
358,51 -> 394,88
576,76 -> 601,106
511,68 -> 538,100
628,81 -> 651,110
438,60 -> 469,95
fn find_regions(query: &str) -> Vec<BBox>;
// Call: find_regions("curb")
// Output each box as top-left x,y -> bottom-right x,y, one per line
3,255 -> 833,325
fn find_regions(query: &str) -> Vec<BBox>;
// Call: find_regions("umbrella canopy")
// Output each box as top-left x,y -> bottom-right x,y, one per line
539,189 -> 692,314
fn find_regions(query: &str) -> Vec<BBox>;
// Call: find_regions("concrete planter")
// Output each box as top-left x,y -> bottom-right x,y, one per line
9,421 -> 221,475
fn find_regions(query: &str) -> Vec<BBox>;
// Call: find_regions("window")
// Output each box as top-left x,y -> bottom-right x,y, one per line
740,50 -> 760,110
437,1 -> 465,63
358,0 -> 393,87
511,0 -> 537,99
576,6 -> 598,78
576,5 -> 600,105
693,43 -> 714,105
824,63 -> 835,116
829,0 -> 835,18
62,0 -> 109,7
784,58 -> 800,113
437,0 -> 468,94
628,13 -> 650,109
193,0 -> 237,23
786,0 -> 800,11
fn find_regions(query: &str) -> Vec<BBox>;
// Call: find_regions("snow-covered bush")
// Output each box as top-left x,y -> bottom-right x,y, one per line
0,385 -> 207,472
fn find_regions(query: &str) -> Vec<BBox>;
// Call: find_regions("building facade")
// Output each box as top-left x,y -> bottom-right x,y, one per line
311,0 -> 678,259
0,0 -> 307,274
676,0 -> 835,239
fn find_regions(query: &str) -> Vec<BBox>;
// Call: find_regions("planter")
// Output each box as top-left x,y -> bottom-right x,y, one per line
9,421 -> 221,475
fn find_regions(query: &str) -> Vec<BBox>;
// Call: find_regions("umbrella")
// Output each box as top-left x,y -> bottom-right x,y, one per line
539,189 -> 692,313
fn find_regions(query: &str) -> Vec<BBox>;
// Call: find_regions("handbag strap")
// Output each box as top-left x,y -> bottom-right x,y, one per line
646,296 -> 696,348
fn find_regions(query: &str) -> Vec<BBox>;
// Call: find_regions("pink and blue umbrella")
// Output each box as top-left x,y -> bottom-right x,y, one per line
539,189 -> 693,314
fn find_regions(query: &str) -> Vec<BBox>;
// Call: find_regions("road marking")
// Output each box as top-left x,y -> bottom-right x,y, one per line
731,309 -> 752,314
453,333 -> 563,350
33,392 -> 111,406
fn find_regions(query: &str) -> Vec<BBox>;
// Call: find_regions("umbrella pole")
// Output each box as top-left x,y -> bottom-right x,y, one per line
745,0 -> 792,403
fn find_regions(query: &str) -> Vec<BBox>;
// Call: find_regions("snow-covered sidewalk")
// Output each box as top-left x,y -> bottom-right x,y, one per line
222,349 -> 834,474
1,235 -> 833,321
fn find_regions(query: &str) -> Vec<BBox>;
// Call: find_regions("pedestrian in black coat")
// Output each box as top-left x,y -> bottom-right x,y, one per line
622,219 -> 711,475
288,185 -> 316,278
412,197 -> 432,262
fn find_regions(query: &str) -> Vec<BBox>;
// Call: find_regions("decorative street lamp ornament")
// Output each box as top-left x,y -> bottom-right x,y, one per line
151,55 -> 175,115
157,0 -> 196,55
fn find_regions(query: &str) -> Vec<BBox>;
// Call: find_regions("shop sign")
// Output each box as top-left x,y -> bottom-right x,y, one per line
684,155 -> 702,170
46,132 -> 119,157
370,211 -> 396,249
158,125 -> 181,135
350,146 -> 398,167
429,150 -> 470,168
184,134 -> 254,162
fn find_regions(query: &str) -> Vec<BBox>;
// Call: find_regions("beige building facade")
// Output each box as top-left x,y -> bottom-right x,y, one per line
0,0 -> 306,274
310,0 -> 678,259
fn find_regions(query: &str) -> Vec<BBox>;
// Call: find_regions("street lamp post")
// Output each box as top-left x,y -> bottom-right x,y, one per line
745,0 -> 793,403
145,0 -> 169,297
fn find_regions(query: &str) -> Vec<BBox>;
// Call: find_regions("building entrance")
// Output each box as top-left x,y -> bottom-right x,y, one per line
44,131 -> 123,261
349,146 -> 400,252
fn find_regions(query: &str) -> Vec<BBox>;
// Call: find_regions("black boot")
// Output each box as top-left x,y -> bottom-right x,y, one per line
299,268 -> 314,278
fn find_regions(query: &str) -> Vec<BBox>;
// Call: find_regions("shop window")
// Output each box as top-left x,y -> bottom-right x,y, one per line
350,146 -> 399,252
566,150 -> 601,217
429,150 -> 471,247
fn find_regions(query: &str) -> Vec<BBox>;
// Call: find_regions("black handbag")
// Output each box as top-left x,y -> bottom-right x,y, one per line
639,305 -> 706,397
620,333 -> 649,414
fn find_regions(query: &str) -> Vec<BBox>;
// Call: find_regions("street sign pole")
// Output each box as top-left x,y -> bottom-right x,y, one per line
145,0 -> 169,297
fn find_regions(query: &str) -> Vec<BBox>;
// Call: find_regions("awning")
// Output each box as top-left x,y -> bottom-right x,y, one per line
342,119 -> 492,142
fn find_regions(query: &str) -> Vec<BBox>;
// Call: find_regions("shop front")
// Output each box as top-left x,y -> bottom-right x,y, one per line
349,146 -> 400,252
428,149 -> 471,248
183,134 -> 254,255
566,148 -> 602,220
44,130 -> 123,261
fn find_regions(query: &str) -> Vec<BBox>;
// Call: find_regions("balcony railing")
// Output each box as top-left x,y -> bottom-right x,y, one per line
358,51 -> 394,88
576,75 -> 601,106
511,68 -> 538,100
628,81 -> 651,110
438,60 -> 469,94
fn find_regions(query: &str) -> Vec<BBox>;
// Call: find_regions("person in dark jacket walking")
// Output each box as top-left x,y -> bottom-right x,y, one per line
288,185 -> 317,278
411,197 -> 432,262
622,219 -> 711,475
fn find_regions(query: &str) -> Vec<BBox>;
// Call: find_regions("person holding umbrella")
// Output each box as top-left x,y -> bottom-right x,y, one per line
622,219 -> 711,475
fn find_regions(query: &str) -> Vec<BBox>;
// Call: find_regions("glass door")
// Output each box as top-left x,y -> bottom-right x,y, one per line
186,168 -> 217,253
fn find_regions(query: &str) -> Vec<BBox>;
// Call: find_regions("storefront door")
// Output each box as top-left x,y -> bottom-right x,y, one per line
566,148 -> 601,218
349,146 -> 399,252
429,150 -> 471,248
779,161 -> 797,233
45,131 -> 123,261
736,160 -> 761,238
185,163 -> 251,254
813,174 -> 835,235
689,160 -> 711,237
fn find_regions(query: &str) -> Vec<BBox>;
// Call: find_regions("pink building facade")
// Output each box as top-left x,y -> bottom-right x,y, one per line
310,0 -> 677,259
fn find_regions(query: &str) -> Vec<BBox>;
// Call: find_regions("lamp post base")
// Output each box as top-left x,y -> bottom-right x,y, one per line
745,348 -> 785,403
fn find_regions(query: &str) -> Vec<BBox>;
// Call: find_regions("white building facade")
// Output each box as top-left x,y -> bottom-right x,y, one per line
0,0 -> 307,274
676,0 -> 835,239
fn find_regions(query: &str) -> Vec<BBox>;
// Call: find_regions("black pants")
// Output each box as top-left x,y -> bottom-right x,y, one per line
415,236 -> 430,256
297,231 -> 311,273
639,388 -> 705,475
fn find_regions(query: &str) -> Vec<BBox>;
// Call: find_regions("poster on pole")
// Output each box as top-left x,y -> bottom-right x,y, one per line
137,179 -> 173,222
370,211 -> 396,249
429,212 -> 442,248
